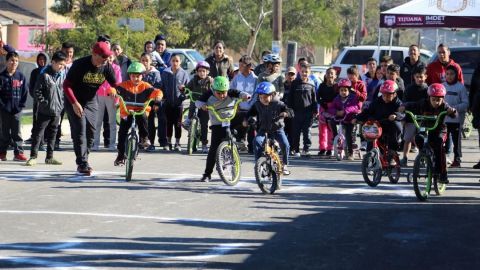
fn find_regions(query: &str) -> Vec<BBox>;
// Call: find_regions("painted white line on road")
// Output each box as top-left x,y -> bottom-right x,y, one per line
0,210 -> 267,227
337,184 -> 414,197
0,255 -> 92,270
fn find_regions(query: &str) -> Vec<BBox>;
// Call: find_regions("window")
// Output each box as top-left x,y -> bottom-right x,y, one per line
420,53 -> 431,64
187,50 -> 205,62
450,50 -> 480,69
380,50 -> 404,65
340,50 -> 374,64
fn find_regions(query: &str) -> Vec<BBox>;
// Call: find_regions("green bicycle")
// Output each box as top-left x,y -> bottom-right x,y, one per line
183,88 -> 203,155
405,110 -> 448,201
206,99 -> 242,186
117,96 -> 153,182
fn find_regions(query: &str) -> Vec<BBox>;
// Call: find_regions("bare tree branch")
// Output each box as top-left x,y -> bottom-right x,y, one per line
231,0 -> 254,32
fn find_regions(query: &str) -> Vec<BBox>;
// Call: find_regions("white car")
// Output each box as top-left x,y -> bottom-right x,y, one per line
168,49 -> 205,76
331,45 -> 432,78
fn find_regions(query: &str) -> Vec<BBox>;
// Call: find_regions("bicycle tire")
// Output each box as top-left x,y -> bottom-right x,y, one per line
333,136 -> 344,161
116,107 -> 121,126
433,174 -> 447,195
215,141 -> 241,186
413,152 -> 433,201
361,151 -> 382,187
387,152 -> 401,184
254,156 -> 280,194
187,117 -> 199,155
125,134 -> 137,182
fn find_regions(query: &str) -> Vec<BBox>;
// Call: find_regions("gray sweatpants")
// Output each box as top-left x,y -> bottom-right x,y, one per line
94,95 -> 117,148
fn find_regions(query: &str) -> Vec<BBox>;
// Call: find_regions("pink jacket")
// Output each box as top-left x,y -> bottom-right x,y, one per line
327,93 -> 361,123
97,63 -> 122,97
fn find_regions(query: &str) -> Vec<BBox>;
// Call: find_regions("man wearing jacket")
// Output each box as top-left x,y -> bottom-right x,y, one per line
426,43 -> 464,85
401,44 -> 426,88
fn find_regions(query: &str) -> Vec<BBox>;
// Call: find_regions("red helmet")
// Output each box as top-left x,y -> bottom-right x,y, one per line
337,78 -> 351,88
428,83 -> 446,97
380,80 -> 398,94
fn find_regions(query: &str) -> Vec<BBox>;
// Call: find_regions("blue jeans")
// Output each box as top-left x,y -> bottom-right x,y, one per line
254,129 -> 290,165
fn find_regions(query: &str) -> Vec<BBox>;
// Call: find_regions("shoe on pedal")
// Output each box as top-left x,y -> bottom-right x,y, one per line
200,174 -> 211,182
182,118 -> 191,129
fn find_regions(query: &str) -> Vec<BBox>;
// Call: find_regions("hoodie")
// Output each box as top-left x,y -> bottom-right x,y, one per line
29,52 -> 49,97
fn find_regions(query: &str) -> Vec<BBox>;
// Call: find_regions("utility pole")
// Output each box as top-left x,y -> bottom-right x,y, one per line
272,0 -> 282,54
356,0 -> 365,45
44,0 -> 48,50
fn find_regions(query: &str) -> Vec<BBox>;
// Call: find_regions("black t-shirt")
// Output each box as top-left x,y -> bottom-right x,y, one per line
66,55 -> 117,104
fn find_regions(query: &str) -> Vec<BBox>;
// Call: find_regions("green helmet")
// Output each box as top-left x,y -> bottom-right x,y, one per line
212,76 -> 229,92
127,62 -> 146,74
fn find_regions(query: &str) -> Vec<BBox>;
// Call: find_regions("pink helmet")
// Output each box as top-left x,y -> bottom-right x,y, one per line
380,80 -> 398,94
428,83 -> 446,97
337,78 -> 351,88
196,60 -> 210,71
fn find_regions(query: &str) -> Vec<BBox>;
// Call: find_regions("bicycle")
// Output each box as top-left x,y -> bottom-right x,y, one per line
328,116 -> 361,161
462,112 -> 473,139
182,88 -> 203,155
206,99 -> 242,186
405,110 -> 448,201
361,120 -> 401,187
117,96 -> 153,182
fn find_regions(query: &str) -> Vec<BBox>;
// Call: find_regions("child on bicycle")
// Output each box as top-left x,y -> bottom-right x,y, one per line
326,78 -> 361,160
111,62 -> 163,166
195,76 -> 250,182
398,83 -> 457,184
354,80 -> 403,152
181,61 -> 213,153
245,82 -> 292,175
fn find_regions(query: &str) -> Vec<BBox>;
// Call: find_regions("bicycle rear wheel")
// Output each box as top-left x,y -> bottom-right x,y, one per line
215,141 -> 241,186
255,156 -> 280,194
433,174 -> 447,195
333,136 -> 345,161
413,152 -> 433,201
125,134 -> 137,182
387,151 -> 401,184
361,151 -> 382,187
187,117 -> 199,155
462,112 -> 473,139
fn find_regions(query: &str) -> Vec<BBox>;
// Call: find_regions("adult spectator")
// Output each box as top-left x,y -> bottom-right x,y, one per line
154,34 -> 171,71
112,43 -> 131,82
63,41 -> 117,175
400,44 -> 426,88
205,40 -> 235,80
253,50 -> 272,76
426,43 -> 463,85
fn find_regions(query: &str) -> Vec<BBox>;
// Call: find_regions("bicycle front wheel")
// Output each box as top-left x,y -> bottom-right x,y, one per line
413,152 -> 433,201
125,135 -> 137,182
187,117 -> 199,155
255,156 -> 280,194
387,151 -> 401,184
361,151 -> 382,187
215,141 -> 241,186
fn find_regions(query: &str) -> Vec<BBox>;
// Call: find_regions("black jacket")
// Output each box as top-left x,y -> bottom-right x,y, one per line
403,99 -> 457,133
400,57 -> 426,88
246,99 -> 291,134
404,83 -> 428,103
287,78 -> 317,112
34,65 -> 65,116
356,96 -> 402,123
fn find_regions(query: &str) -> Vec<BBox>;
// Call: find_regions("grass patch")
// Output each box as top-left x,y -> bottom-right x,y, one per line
21,114 -> 33,125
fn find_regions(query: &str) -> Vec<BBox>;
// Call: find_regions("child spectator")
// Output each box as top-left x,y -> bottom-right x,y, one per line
27,52 -> 48,145
283,66 -> 296,146
0,51 -> 28,161
143,40 -> 165,70
443,65 -> 469,168
365,67 -> 382,105
26,51 -> 67,166
361,57 -> 377,87
317,67 -> 337,157
347,65 -> 367,103
374,64 -> 405,101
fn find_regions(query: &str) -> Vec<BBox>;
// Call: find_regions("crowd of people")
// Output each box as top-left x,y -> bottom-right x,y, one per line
1,24 -> 479,182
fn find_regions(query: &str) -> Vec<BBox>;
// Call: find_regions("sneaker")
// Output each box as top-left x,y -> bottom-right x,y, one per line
139,138 -> 150,149
25,158 -> 37,166
302,150 -> 311,157
360,141 -> 367,151
347,154 -> 354,161
283,165 -> 291,175
114,155 -> 125,166
77,164 -> 91,175
325,150 -> 333,157
317,150 -> 326,156
107,145 -> 117,151
0,153 -> 6,161
201,144 -> 208,154
14,153 -> 28,161
450,160 -> 461,168
446,158 -> 452,165
45,158 -> 62,165
200,174 -> 211,182
438,174 -> 449,184
473,161 -> 480,169
293,152 -> 301,157
410,146 -> 418,153
146,145 -> 156,152
400,157 -> 408,167
174,143 -> 182,152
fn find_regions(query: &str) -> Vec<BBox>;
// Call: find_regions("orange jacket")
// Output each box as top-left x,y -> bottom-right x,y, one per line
110,81 -> 163,118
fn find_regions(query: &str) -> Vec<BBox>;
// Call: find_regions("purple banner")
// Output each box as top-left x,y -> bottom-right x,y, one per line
380,14 -> 480,28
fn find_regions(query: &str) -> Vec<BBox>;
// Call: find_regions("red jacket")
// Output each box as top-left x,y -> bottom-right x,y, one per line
351,79 -> 366,103
426,59 -> 464,85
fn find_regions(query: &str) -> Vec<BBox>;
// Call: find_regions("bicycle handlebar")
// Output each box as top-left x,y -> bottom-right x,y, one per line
183,87 -> 202,102
117,96 -> 154,117
206,99 -> 242,123
404,110 -> 448,131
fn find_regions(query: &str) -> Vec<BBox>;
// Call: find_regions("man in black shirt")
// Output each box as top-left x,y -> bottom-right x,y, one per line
63,41 -> 117,175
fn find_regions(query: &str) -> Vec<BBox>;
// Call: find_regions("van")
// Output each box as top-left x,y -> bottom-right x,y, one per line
168,49 -> 205,76
332,45 -> 432,78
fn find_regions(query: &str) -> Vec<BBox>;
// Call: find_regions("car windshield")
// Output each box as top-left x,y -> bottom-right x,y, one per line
187,50 -> 205,62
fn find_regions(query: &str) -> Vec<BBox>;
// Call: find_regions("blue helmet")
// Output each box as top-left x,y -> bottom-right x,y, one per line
256,82 -> 276,95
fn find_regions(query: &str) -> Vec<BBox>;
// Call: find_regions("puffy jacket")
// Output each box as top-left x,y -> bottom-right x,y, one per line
34,65 -> 65,116
327,93 -> 361,123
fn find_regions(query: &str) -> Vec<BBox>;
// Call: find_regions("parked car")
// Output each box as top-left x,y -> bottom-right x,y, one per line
332,45 -> 432,78
168,49 -> 205,76
429,46 -> 480,90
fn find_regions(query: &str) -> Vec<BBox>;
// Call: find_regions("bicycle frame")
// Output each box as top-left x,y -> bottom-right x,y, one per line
263,134 -> 283,175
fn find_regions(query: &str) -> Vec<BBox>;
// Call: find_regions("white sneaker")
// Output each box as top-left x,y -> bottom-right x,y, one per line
293,152 -> 301,157
447,158 -> 452,165
302,150 -> 311,156
283,165 -> 290,175
174,143 -> 182,152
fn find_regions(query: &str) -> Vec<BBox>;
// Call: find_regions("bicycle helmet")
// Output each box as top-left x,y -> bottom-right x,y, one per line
196,60 -> 210,71
380,80 -> 398,94
127,62 -> 146,74
256,82 -> 276,95
337,78 -> 351,88
264,53 -> 282,63
212,76 -> 229,92
428,83 -> 446,97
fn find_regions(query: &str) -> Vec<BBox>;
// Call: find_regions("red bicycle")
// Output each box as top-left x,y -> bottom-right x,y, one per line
361,120 -> 401,187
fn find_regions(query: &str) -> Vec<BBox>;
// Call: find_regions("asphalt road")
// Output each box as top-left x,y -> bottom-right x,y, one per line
0,125 -> 479,269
